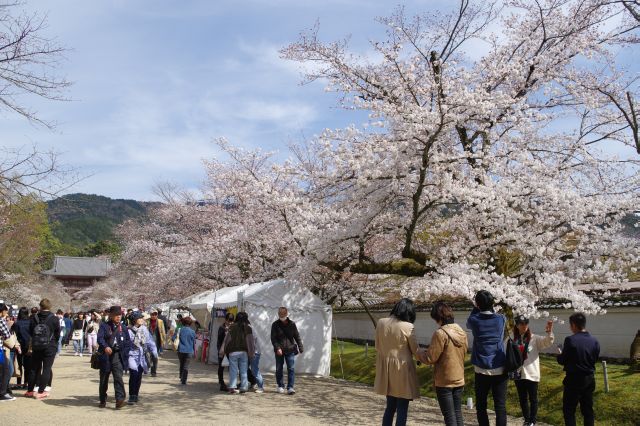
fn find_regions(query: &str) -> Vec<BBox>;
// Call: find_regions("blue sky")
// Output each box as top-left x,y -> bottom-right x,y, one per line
4,1 -> 637,201
3,0 -> 444,200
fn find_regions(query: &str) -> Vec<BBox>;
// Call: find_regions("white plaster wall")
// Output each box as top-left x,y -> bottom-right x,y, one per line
333,307 -> 640,359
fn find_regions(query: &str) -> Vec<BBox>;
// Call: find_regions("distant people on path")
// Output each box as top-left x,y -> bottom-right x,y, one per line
217,312 -> 234,392
13,307 -> 32,390
62,312 -> 72,347
466,290 -> 508,426
512,315 -> 554,426
72,312 -> 87,356
374,298 -> 420,426
557,313 -> 600,426
56,310 -> 65,355
419,301 -> 468,426
26,299 -> 60,399
220,311 -> 255,394
175,316 -> 196,385
250,332 -> 264,393
0,303 -> 15,401
157,309 -> 169,351
271,306 -> 303,395
147,309 -> 166,377
127,311 -> 157,405
97,305 -> 132,409
86,311 -> 100,355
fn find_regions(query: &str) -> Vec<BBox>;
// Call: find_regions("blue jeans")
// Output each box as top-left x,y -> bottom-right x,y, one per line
8,351 -> 15,377
436,386 -> 464,426
73,339 -> 84,353
250,353 -> 264,389
228,352 -> 249,391
57,334 -> 63,354
275,352 -> 295,390
382,395 -> 410,426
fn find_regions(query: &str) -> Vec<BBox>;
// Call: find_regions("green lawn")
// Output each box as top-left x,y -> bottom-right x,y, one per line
331,341 -> 640,426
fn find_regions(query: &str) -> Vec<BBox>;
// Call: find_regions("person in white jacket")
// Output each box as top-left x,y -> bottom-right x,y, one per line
512,315 -> 554,426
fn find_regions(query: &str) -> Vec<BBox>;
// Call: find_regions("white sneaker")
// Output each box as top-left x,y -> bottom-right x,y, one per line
277,387 -> 285,394
74,353 -> 78,356
44,386 -> 51,392
255,388 -> 264,393
287,388 -> 296,395
80,353 -> 83,357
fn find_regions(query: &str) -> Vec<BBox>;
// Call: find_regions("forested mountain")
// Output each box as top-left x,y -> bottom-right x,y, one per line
46,193 -> 159,248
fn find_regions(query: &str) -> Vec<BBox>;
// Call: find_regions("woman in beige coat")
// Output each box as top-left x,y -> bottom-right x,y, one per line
375,298 -> 420,426
419,301 -> 468,426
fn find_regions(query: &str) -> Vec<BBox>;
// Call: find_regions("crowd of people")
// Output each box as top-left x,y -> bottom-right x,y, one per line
0,300 -> 305,410
1,293 -> 604,425
374,291 -> 600,426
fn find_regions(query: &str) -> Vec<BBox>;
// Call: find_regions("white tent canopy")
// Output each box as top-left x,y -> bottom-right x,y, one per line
184,279 -> 332,377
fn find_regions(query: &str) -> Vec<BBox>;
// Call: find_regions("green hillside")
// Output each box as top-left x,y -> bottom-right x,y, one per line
46,193 -> 159,248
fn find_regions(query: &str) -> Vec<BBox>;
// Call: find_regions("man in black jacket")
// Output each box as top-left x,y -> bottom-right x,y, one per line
270,307 -> 303,395
558,313 -> 600,426
97,305 -> 132,409
26,298 -> 60,399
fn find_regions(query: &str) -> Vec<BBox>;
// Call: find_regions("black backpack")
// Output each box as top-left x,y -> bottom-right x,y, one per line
505,338 -> 524,373
32,313 -> 54,350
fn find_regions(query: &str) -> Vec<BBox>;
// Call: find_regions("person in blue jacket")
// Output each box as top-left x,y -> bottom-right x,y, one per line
174,316 -> 196,385
126,311 -> 157,404
466,290 -> 507,426
97,305 -> 132,409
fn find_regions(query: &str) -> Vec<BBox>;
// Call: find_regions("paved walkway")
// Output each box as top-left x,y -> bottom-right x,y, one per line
2,350 -> 534,425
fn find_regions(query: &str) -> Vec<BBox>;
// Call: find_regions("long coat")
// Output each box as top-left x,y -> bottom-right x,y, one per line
374,317 -> 420,400
97,321 -> 132,373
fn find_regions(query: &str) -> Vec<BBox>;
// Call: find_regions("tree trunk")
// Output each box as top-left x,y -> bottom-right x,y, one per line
358,297 -> 377,329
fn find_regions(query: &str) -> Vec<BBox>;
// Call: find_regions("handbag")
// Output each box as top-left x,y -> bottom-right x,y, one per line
3,332 -> 18,349
72,330 -> 82,340
90,350 -> 101,370
172,328 -> 181,351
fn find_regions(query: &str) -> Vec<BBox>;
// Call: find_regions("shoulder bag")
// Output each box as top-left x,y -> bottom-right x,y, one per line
3,332 -> 18,349
172,328 -> 181,351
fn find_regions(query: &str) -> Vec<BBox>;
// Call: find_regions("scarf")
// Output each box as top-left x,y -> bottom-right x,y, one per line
516,335 -> 530,362
130,325 -> 147,349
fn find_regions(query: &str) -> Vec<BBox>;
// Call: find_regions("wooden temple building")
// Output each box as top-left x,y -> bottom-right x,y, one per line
42,256 -> 111,295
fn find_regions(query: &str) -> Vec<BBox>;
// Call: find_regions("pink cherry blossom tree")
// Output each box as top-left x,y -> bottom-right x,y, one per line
120,0 -> 640,315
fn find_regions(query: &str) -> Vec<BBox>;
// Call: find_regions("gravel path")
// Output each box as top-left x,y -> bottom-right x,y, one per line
2,350 -> 538,425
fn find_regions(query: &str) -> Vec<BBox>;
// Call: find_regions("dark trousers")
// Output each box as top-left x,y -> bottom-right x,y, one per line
382,395 -> 410,426
436,386 -> 464,426
515,379 -> 539,424
150,353 -> 158,375
17,353 -> 31,386
99,353 -> 125,403
247,362 -> 256,386
218,356 -> 225,384
28,349 -> 56,393
178,352 -> 191,384
474,373 -> 508,426
563,374 -> 595,426
129,366 -> 143,397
